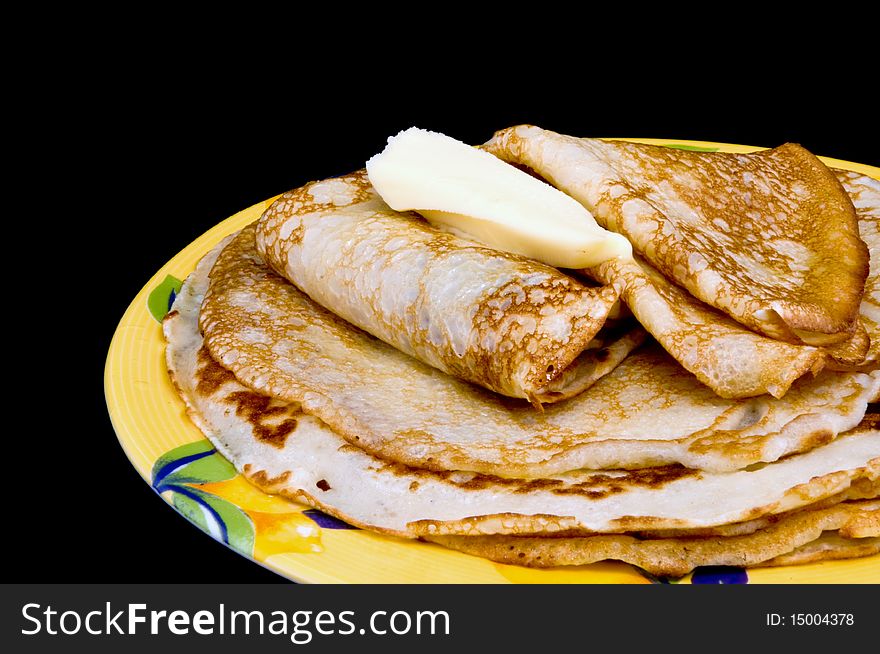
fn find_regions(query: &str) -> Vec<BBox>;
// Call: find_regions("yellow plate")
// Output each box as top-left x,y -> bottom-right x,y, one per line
105,139 -> 880,584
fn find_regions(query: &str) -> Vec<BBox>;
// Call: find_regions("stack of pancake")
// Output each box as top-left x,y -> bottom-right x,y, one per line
164,128 -> 879,577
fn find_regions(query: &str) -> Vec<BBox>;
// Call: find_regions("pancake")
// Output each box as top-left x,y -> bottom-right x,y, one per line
635,479 -> 879,538
591,255 -> 826,398
424,500 -> 879,576
755,534 -> 880,568
832,169 -> 879,373
583,170 -> 878,399
590,224 -> 875,400
166,249 -> 880,540
200,225 -> 878,476
255,172 -> 621,406
485,126 -> 869,345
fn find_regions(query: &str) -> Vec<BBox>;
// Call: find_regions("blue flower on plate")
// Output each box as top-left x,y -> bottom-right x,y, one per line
691,566 -> 749,584
303,509 -> 359,530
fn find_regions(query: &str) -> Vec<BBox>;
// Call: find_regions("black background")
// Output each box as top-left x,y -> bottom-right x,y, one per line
13,49 -> 878,586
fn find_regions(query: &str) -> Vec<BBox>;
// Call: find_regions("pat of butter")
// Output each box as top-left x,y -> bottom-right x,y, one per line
366,127 -> 631,268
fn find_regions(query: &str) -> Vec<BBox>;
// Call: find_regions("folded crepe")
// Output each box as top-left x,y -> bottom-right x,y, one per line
591,255 -> 826,398
589,208 -> 876,400
833,169 -> 879,371
167,248 -> 880,541
253,171 -> 626,406
199,226 -> 878,476
485,126 -> 869,346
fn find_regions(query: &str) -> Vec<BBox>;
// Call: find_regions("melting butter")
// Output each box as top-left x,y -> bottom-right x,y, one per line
366,127 -> 631,268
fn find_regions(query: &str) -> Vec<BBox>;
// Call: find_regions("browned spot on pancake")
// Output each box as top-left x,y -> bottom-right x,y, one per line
410,511 -> 575,536
244,466 -> 292,488
559,466 -> 697,498
376,455 -> 695,498
447,465 -> 696,499
223,390 -> 298,448
316,479 -> 331,492
195,346 -> 236,396
608,515 -> 692,531
409,481 -> 420,491
166,310 -> 179,319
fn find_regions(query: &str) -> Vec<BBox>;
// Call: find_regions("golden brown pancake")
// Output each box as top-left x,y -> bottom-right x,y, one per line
832,169 -> 879,373
755,533 -> 879,568
425,500 -> 879,576
485,126 -> 869,345
590,255 -> 826,398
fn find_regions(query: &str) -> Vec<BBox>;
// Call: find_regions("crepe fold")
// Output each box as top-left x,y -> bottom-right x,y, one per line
486,126 -> 869,346
590,256 -> 827,399
832,170 -> 880,373
254,171 -> 625,406
199,226 -> 878,476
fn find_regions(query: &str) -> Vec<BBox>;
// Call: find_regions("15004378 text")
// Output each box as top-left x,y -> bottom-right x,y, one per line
766,613 -> 854,626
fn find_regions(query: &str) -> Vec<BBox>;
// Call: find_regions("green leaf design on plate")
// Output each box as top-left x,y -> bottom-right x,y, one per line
162,452 -> 238,487
152,440 -> 214,485
187,486 -> 256,555
148,274 -> 183,322
173,492 -> 212,534
663,143 -> 719,152
156,443 -> 255,554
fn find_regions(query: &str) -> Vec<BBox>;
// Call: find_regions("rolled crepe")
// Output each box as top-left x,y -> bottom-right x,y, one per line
255,171 -> 624,405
